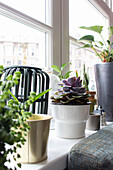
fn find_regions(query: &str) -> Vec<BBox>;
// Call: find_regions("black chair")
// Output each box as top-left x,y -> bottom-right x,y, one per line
2,66 -> 49,114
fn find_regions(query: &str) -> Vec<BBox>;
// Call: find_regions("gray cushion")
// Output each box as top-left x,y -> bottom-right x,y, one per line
68,124 -> 113,170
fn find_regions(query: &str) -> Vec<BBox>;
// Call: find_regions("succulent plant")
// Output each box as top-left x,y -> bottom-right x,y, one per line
51,76 -> 90,105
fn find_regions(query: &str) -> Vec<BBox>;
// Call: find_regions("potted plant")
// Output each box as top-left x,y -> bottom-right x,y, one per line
81,64 -> 99,131
51,76 -> 90,139
0,65 -> 51,169
78,25 -> 113,121
48,63 -> 72,129
51,62 -> 72,81
83,64 -> 96,113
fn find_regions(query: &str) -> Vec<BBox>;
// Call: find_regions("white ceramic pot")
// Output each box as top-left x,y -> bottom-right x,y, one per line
52,105 -> 90,139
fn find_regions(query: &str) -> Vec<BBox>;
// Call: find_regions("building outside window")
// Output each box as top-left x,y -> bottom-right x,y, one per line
0,0 -> 113,87
0,0 -> 52,68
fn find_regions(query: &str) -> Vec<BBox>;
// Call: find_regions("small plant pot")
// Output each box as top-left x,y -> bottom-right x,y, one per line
52,105 -> 90,139
86,113 -> 100,131
86,91 -> 96,113
17,114 -> 52,163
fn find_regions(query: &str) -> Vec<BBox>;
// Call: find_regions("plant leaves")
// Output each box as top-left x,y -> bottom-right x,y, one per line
14,71 -> 21,79
109,26 -> 113,35
6,75 -> 13,81
17,163 -> 21,168
61,62 -> 71,71
79,35 -> 94,43
51,65 -> 61,73
79,25 -> 103,34
97,41 -> 104,46
0,65 -> 4,74
8,90 -> 19,103
110,43 -> 113,49
64,71 -> 72,79
76,70 -> 78,78
80,44 -> 93,48
33,88 -> 51,102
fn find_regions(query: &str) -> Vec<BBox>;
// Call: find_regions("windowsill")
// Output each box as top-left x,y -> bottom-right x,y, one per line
8,122 -> 112,170
17,128 -> 97,170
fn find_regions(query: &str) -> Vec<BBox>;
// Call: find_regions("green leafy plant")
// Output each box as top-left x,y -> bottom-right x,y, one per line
78,25 -> 113,62
51,76 -> 89,105
0,65 -> 51,170
75,70 -> 79,78
51,62 -> 72,80
83,64 -> 89,91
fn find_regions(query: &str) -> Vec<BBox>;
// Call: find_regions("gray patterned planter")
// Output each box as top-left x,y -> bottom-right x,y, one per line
94,63 -> 113,121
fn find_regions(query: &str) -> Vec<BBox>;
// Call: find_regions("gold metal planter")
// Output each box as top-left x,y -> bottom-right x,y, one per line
17,114 -> 52,163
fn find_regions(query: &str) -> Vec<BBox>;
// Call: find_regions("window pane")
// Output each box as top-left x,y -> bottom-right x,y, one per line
69,41 -> 101,91
69,0 -> 109,91
0,15 -> 49,68
69,0 -> 109,40
0,0 -> 51,25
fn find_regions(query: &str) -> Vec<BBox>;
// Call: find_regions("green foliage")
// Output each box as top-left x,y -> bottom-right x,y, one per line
51,62 -> 72,80
79,26 -> 103,34
78,25 -> 113,62
83,64 -> 89,91
76,70 -> 79,78
79,35 -> 94,42
0,66 -> 51,170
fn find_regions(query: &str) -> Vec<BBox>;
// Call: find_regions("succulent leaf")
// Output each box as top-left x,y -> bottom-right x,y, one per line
51,76 -> 90,105
62,79 -> 70,86
67,77 -> 76,85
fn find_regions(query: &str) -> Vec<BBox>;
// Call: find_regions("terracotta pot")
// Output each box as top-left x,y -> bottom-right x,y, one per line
86,91 -> 96,113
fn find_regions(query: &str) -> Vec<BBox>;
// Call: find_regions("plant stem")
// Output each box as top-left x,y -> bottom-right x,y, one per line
100,33 -> 108,50
92,47 -> 103,61
8,90 -> 19,103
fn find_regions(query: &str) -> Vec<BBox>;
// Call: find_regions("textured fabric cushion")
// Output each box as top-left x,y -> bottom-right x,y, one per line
68,124 -> 113,170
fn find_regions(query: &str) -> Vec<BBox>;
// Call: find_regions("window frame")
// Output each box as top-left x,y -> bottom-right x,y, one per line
67,0 -> 113,65
0,1 -> 52,68
0,0 -> 113,70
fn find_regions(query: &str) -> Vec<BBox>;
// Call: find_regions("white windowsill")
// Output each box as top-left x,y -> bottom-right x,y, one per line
15,129 -> 96,170
8,122 -> 112,170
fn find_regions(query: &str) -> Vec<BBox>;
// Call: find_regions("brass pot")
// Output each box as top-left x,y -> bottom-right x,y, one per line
17,114 -> 52,163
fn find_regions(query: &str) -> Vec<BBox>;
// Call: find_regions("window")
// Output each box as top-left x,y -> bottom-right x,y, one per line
0,0 -> 51,25
69,0 -> 109,40
69,0 -> 110,90
0,1 -> 52,68
0,0 -> 113,79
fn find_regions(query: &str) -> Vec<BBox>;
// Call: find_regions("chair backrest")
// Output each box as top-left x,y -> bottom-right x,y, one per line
2,66 -> 49,114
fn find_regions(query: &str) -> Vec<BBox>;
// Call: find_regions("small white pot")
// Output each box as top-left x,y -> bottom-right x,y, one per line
52,105 -> 90,139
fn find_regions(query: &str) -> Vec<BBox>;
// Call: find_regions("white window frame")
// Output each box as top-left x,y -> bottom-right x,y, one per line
52,0 -> 69,74
0,1 -> 52,68
59,0 -> 113,72
0,0 -> 113,70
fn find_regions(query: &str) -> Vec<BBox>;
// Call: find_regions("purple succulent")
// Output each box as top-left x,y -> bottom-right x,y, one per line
62,77 -> 81,86
51,76 -> 90,105
62,77 -> 83,93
